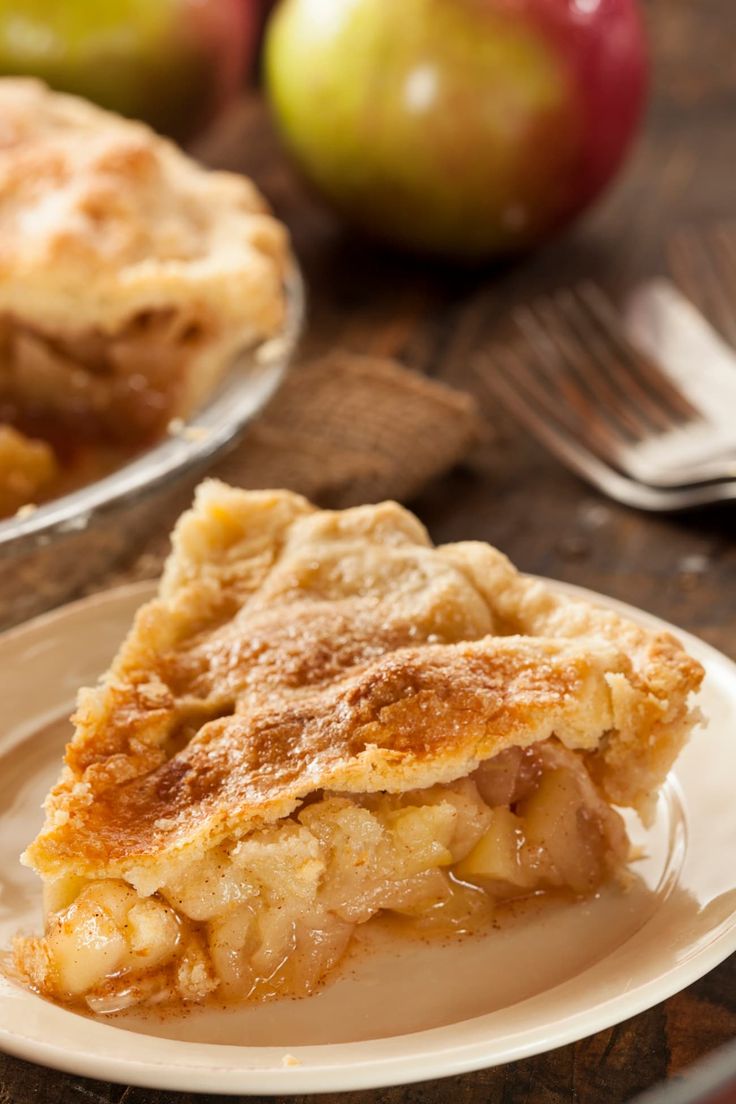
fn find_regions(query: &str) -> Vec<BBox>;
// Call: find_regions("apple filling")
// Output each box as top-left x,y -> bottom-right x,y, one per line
16,740 -> 628,1013
0,309 -> 222,515
0,307 -> 217,451
0,424 -> 58,515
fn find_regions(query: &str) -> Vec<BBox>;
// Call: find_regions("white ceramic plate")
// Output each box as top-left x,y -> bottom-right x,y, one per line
0,581 -> 734,1095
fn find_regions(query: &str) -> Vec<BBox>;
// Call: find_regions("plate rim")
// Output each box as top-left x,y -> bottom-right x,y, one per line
0,578 -> 734,1095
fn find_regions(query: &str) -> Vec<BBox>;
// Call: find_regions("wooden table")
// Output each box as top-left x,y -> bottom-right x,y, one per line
2,0 -> 734,1099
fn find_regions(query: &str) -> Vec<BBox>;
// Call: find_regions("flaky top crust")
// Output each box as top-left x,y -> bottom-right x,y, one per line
25,483 -> 703,889
0,79 -> 288,339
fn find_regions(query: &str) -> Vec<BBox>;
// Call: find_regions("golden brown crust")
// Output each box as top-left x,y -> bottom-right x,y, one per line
0,79 -> 289,425
438,543 -> 704,811
24,482 -> 704,888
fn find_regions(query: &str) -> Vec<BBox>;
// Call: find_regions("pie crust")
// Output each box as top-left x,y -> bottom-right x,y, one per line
14,482 -> 704,1011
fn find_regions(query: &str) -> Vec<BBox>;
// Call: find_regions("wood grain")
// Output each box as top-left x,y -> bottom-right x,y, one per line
2,0 -> 734,1099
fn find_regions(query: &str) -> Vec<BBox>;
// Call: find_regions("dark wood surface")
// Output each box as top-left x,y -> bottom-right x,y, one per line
2,0 -> 735,1100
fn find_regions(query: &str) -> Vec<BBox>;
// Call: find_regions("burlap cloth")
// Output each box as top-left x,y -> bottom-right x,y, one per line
106,351 -> 482,586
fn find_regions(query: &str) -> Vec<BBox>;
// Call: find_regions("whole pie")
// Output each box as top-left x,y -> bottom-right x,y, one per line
15,482 -> 703,1012
0,79 -> 289,514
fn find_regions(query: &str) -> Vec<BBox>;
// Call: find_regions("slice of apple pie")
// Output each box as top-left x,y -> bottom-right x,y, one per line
15,482 -> 703,1012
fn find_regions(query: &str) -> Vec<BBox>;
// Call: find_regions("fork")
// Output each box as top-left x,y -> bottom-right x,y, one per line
474,286 -> 736,512
476,351 -> 736,510
476,280 -> 736,496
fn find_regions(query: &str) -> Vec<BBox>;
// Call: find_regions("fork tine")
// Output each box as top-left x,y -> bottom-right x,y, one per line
513,303 -> 605,428
476,344 -> 595,457
517,292 -> 680,454
668,225 -> 736,349
667,227 -> 708,316
575,281 -> 700,422
485,330 -> 582,428
715,222 -> 736,269
546,289 -> 673,437
477,341 -> 633,476
552,287 -> 667,434
710,223 -> 736,346
515,300 -> 656,441
474,349 -> 663,507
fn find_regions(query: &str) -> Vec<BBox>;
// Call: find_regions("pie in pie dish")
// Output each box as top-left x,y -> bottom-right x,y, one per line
0,79 -> 289,515
14,482 -> 704,1012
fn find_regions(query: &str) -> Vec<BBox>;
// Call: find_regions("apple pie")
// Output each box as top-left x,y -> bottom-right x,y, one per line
15,482 -> 703,1012
0,79 -> 289,513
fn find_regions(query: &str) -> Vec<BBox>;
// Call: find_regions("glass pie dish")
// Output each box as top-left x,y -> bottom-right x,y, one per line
0,265 -> 304,630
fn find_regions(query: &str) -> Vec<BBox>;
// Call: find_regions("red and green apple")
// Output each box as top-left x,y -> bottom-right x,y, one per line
265,0 -> 648,259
